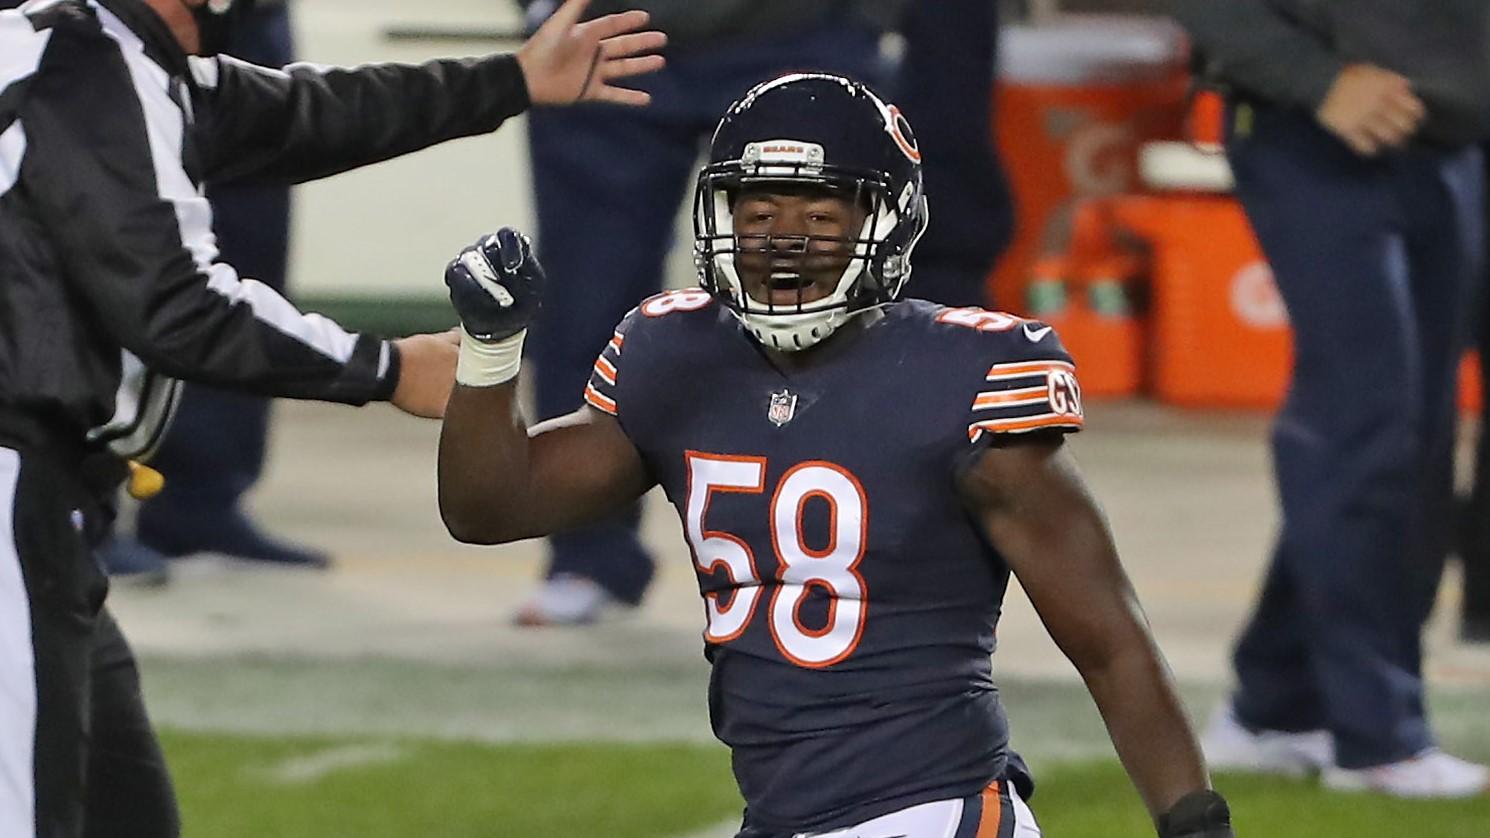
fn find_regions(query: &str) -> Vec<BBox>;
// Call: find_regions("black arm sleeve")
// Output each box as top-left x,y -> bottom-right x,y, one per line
192,53 -> 530,186
1167,0 -> 1344,110
22,33 -> 396,404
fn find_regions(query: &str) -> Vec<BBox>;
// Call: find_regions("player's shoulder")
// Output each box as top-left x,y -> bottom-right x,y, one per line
894,299 -> 1074,366
892,300 -> 1086,441
615,287 -> 726,339
587,288 -> 726,418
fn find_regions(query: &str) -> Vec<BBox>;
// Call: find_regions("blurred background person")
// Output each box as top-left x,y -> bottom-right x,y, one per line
510,0 -> 908,626
888,0 -> 1013,310
99,0 -> 321,585
1457,155 -> 1490,645
1171,0 -> 1490,798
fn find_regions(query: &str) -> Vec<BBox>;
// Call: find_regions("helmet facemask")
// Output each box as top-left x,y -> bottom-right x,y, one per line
694,144 -> 925,352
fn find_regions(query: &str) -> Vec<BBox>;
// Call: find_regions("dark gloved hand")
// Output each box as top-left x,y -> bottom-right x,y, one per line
1157,789 -> 1234,838
444,227 -> 545,342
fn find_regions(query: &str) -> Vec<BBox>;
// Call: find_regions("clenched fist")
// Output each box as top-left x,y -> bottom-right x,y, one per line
444,228 -> 546,342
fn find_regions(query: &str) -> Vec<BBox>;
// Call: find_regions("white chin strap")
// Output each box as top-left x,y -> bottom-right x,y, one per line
733,306 -> 855,352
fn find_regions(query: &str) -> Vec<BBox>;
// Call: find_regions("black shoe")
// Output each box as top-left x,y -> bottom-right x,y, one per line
97,536 -> 170,587
140,511 -> 332,569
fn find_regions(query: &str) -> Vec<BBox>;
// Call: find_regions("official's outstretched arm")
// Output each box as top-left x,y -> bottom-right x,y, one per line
200,0 -> 666,186
22,31 -> 418,408
960,437 -> 1234,838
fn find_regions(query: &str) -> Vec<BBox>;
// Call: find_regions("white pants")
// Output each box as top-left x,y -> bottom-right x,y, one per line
795,780 -> 1040,838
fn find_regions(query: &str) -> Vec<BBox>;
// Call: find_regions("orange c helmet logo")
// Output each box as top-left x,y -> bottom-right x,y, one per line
886,105 -> 921,163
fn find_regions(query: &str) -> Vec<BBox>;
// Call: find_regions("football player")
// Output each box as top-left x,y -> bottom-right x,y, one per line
437,74 -> 1234,838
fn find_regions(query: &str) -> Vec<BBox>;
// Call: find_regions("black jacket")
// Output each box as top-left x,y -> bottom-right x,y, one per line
1169,0 -> 1490,146
0,0 -> 528,457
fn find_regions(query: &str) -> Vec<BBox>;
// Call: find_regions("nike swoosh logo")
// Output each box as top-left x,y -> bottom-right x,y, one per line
1022,323 -> 1052,342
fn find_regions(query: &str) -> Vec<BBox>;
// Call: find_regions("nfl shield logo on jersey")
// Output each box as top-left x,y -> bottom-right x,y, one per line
767,389 -> 798,426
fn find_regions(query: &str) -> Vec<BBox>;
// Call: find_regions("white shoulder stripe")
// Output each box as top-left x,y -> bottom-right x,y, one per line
219,54 -> 293,82
0,7 -> 52,89
0,11 -> 53,198
188,55 -> 220,89
98,6 -> 358,364
0,122 -> 25,200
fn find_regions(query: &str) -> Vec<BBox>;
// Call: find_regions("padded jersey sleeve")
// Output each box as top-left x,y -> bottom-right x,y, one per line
582,314 -> 633,419
937,308 -> 1085,445
581,290 -> 715,422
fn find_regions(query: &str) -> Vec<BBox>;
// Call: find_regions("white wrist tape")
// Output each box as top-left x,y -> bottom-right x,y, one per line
456,327 -> 526,387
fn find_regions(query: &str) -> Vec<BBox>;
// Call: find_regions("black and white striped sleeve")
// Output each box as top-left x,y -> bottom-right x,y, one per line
192,52 -> 530,187
21,29 -> 395,405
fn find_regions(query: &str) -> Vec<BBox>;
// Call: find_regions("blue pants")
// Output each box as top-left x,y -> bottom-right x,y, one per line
525,24 -> 883,603
139,5 -> 294,532
890,0 -> 1011,309
1225,104 -> 1484,767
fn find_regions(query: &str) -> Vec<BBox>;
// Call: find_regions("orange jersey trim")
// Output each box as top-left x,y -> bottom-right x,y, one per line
593,356 -> 618,386
584,384 -> 617,416
972,386 -> 1048,410
985,360 -> 1075,381
967,413 -> 1084,442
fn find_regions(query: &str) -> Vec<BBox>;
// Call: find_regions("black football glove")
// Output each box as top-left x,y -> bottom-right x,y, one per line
1157,790 -> 1234,838
444,227 -> 545,342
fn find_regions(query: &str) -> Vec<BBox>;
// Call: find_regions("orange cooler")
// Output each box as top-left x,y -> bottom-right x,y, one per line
992,15 -> 1189,311
1107,194 -> 1293,409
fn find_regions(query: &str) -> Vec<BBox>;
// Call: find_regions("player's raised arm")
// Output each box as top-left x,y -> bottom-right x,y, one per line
437,229 -> 653,544
958,436 -> 1235,838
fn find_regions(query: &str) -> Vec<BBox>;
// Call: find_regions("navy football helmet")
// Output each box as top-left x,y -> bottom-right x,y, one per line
694,73 -> 929,351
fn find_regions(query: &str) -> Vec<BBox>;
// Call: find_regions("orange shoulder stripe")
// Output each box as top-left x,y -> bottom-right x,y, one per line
584,384 -> 618,416
593,356 -> 618,385
985,360 -> 1074,380
972,386 -> 1048,410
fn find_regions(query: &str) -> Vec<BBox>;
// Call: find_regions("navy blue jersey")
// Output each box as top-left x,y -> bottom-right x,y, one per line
583,291 -> 1083,833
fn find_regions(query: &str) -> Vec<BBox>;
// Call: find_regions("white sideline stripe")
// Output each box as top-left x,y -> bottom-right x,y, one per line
259,743 -> 406,785
0,448 -> 35,838
667,817 -> 739,838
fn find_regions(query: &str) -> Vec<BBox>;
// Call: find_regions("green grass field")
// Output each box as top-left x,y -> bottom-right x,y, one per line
163,730 -> 1490,837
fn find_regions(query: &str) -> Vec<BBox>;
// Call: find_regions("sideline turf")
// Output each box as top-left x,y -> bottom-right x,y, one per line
1036,760 -> 1490,837
162,732 -> 740,838
161,731 -> 1490,837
